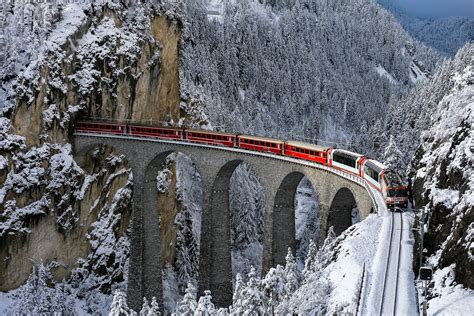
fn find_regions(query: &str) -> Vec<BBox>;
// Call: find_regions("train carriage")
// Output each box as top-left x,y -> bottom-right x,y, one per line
75,121 -> 127,135
238,135 -> 284,155
382,169 -> 409,209
284,141 -> 329,164
74,120 -> 410,211
185,129 -> 237,147
328,149 -> 365,176
128,124 -> 183,140
362,159 -> 386,191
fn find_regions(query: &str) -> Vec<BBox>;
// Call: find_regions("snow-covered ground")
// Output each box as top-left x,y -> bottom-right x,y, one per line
375,65 -> 398,85
421,265 -> 474,315
364,210 -> 418,315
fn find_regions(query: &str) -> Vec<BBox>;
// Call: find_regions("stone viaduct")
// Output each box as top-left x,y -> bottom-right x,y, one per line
73,133 -> 377,310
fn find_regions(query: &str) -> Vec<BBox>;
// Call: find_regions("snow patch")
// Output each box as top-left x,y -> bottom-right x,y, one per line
375,65 -> 398,85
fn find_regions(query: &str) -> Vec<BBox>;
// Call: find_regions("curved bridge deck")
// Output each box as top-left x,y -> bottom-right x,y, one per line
73,132 -> 383,309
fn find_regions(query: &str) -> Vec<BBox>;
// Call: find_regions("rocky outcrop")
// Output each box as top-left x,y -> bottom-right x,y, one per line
0,2 -> 183,298
411,43 -> 473,289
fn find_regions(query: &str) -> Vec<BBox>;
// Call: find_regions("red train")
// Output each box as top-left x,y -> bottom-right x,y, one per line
75,121 -> 408,209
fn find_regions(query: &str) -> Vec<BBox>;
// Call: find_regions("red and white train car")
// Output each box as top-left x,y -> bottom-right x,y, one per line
74,120 -> 409,210
185,129 -> 237,147
128,125 -> 182,140
75,121 -> 126,135
237,135 -> 284,155
327,149 -> 366,176
284,141 -> 329,165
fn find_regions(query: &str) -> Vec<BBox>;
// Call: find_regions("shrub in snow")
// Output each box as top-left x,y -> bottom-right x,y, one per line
156,168 -> 172,193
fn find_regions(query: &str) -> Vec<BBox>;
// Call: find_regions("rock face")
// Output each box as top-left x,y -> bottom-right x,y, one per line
0,2 -> 182,297
411,43 -> 473,289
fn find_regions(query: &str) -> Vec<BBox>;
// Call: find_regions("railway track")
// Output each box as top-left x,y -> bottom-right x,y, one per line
379,212 -> 403,315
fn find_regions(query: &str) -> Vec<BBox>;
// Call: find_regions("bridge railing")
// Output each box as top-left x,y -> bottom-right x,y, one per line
74,131 -> 382,214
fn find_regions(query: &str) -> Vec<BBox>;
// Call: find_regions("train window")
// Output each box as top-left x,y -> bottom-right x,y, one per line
333,152 -> 356,168
365,165 -> 379,182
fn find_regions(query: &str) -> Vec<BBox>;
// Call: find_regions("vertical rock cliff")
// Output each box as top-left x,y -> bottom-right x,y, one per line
0,2 -> 183,311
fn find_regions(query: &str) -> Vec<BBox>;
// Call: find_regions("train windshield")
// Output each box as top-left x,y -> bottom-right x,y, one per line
388,189 -> 407,197
333,152 -> 357,168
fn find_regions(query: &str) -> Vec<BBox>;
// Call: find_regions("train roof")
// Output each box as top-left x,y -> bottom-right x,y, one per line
186,129 -> 236,137
238,134 -> 285,144
365,159 -> 387,170
76,120 -> 126,126
285,140 -> 328,152
128,123 -> 182,130
333,148 -> 364,158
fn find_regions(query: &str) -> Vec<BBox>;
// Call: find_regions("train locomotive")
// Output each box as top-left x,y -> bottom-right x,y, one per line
75,121 -> 408,210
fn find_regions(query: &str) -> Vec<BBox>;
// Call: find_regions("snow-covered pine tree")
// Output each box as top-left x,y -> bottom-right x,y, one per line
109,290 -> 134,316
238,266 -> 267,314
232,273 -> 245,306
383,134 -> 406,177
149,297 -> 160,315
262,264 -> 287,311
194,290 -> 215,315
302,239 -> 318,280
8,262 -> 74,315
284,248 -> 299,295
140,297 -> 151,316
175,209 -> 199,292
175,283 -> 198,315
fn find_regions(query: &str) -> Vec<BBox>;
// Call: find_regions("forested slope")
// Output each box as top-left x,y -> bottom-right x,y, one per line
181,0 -> 439,158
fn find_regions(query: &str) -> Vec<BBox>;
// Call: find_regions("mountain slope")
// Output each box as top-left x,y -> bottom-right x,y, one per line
181,0 -> 439,156
378,0 -> 474,56
409,43 -> 473,309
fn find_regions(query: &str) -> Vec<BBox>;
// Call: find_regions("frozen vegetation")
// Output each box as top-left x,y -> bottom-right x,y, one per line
0,0 -> 472,315
378,0 -> 474,57
180,0 -> 439,158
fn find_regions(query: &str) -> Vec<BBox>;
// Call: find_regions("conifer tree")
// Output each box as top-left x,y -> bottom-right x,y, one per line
238,266 -> 267,314
176,283 -> 198,315
232,273 -> 246,306
284,248 -> 299,295
383,134 -> 406,176
194,290 -> 215,315
149,297 -> 160,315
262,265 -> 287,310
109,290 -> 134,316
302,239 -> 318,280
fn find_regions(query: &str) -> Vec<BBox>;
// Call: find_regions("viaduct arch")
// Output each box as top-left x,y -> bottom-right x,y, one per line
73,134 -> 376,309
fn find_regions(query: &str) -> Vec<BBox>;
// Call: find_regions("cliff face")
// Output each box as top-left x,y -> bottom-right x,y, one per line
0,2 -> 182,300
411,43 -> 473,289
12,6 -> 181,146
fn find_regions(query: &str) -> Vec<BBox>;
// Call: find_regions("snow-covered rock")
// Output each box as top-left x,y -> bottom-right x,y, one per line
410,42 -> 473,304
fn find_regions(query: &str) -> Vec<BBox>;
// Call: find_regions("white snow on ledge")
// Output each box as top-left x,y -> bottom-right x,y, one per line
375,65 -> 398,85
424,265 -> 474,315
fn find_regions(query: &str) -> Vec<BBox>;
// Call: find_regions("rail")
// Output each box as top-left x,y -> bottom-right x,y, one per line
379,212 -> 403,315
